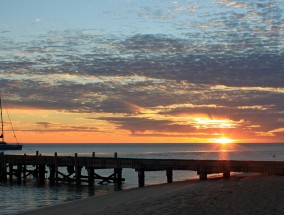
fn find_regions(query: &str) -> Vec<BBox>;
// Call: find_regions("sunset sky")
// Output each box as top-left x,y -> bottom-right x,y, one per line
0,0 -> 284,144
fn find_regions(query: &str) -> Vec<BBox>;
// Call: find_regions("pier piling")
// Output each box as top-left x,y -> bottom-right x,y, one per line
1,153 -> 284,188
0,152 -> 7,182
166,169 -> 173,183
88,167 -> 95,186
16,165 -> 21,184
138,169 -> 145,187
38,164 -> 46,184
9,163 -> 13,181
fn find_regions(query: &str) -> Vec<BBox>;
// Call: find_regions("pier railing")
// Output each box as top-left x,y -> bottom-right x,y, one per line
1,152 -> 284,187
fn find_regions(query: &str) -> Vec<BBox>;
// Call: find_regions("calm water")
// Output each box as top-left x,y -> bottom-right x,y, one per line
1,143 -> 284,214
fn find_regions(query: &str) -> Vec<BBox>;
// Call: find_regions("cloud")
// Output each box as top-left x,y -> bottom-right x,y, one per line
98,116 -> 197,135
0,0 -> 283,141
269,128 -> 284,133
25,121 -> 98,133
36,122 -> 51,128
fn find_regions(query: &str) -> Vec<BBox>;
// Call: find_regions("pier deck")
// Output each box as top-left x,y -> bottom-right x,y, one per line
1,152 -> 283,187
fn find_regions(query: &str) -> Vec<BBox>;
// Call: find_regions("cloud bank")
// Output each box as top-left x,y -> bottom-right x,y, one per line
0,0 -> 283,142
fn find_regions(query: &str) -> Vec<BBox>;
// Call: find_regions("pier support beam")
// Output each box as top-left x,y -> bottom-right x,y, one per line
198,162 -> 207,180
16,165 -> 22,184
88,167 -> 95,186
0,152 -> 7,182
223,170 -> 230,179
9,164 -> 13,181
54,152 -> 59,184
199,172 -> 207,180
34,166 -> 39,179
75,153 -> 82,185
22,155 -> 27,182
87,152 -> 96,186
114,152 -> 122,190
75,167 -> 82,185
39,164 -> 46,184
114,168 -> 122,190
138,169 -> 145,187
49,165 -> 55,184
223,161 -> 231,179
49,153 -> 58,185
166,169 -> 173,183
0,164 -> 7,182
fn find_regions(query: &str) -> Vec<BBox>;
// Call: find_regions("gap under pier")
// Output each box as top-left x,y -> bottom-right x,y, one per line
1,152 -> 284,187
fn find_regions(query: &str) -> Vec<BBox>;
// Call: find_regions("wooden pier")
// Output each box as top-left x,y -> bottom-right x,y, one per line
1,152 -> 284,187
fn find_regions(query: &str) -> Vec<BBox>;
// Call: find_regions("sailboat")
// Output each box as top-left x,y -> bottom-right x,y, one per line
0,93 -> 22,150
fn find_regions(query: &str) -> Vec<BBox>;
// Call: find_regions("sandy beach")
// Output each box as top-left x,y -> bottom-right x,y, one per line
18,174 -> 284,215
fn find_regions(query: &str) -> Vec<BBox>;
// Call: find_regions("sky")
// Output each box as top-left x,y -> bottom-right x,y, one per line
0,0 -> 284,144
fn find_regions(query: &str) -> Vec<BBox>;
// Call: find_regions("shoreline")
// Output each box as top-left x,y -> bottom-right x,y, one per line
18,173 -> 284,215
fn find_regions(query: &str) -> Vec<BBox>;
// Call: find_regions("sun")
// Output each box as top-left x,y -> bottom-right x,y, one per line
215,137 -> 234,145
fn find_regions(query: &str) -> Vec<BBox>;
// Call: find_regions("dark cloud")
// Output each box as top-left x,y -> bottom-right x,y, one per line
98,116 -> 197,134
36,122 -> 51,128
24,122 -> 98,133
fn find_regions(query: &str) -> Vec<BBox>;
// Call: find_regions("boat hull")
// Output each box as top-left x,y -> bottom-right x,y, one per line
0,144 -> 22,150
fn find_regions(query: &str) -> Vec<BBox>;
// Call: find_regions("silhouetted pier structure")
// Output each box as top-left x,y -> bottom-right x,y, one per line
1,152 -> 284,187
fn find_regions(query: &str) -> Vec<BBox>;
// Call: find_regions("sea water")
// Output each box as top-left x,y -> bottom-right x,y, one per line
1,143 -> 284,214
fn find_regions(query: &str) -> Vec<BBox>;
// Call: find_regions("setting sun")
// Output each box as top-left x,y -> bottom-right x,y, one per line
215,137 -> 234,145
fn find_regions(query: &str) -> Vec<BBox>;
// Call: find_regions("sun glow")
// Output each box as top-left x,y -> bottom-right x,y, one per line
193,117 -> 238,129
215,137 -> 234,145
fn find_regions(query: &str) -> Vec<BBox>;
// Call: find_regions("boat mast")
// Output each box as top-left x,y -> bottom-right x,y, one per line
0,94 -> 4,142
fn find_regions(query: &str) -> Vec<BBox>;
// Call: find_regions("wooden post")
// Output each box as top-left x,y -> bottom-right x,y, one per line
49,165 -> 55,184
0,152 -> 6,182
115,168 -> 123,190
117,168 -> 122,182
198,162 -> 207,180
223,170 -> 230,179
113,152 -> 118,183
199,172 -> 207,180
76,166 -> 82,185
88,152 -> 96,186
39,164 -> 46,184
92,152 -> 95,185
138,169 -> 145,187
166,169 -> 173,183
54,152 -> 58,185
3,164 -> 7,182
223,161 -> 230,179
23,154 -> 26,182
0,152 -> 3,177
34,151 -> 40,179
75,153 -> 81,185
16,164 -> 22,184
34,166 -> 39,179
9,164 -> 13,181
88,167 -> 95,186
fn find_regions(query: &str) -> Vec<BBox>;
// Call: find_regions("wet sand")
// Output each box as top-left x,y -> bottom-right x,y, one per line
18,174 -> 284,215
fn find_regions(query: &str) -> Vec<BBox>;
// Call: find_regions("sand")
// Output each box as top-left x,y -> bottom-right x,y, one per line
18,174 -> 284,215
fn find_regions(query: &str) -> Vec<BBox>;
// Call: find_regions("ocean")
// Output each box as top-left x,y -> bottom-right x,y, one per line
1,143 -> 284,214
